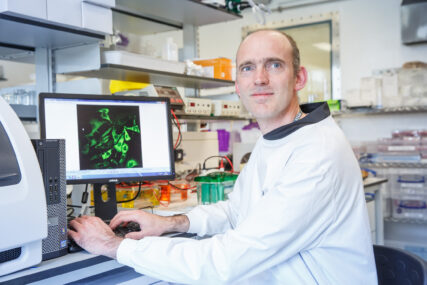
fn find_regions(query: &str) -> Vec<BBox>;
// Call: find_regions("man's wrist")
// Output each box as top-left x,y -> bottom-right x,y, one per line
105,236 -> 124,259
166,215 -> 190,233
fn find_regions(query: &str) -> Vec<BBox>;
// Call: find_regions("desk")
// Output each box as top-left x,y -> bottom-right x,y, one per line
364,177 -> 388,245
0,251 -> 170,285
1,180 -> 387,284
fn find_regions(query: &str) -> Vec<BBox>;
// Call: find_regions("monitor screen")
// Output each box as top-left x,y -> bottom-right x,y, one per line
39,93 -> 175,184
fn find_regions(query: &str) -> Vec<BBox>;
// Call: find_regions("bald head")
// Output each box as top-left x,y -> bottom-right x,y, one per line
237,30 -> 301,77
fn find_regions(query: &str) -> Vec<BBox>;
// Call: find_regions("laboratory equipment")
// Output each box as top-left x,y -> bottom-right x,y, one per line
31,139 -> 68,261
392,175 -> 426,221
212,100 -> 242,116
0,97 -> 47,276
195,172 -> 238,204
39,93 -> 175,220
183,97 -> 212,115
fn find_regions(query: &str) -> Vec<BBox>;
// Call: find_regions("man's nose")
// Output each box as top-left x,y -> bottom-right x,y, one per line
254,67 -> 269,85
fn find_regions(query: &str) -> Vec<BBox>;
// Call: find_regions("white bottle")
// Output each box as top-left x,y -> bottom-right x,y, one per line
162,37 -> 178,61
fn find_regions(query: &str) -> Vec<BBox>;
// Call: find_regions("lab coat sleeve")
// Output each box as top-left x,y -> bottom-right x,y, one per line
116,153 -> 337,285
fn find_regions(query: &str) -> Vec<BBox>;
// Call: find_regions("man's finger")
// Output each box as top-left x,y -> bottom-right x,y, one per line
125,231 -> 144,240
69,219 -> 83,231
110,211 -> 139,229
68,229 -> 79,241
109,211 -> 131,227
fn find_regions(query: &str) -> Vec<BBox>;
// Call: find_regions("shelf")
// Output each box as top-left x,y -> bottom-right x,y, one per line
360,162 -> 427,169
0,13 -> 104,50
332,105 -> 427,117
385,217 -> 427,225
114,0 -> 241,31
363,177 -> 388,187
10,104 -> 37,121
65,63 -> 235,89
113,8 -> 180,36
176,114 -> 249,121
0,43 -> 34,64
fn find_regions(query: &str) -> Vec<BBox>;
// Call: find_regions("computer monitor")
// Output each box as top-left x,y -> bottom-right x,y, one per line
39,93 -> 175,220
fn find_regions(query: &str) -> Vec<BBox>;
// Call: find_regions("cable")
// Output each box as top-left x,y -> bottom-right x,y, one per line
80,184 -> 88,203
202,155 -> 234,173
171,109 -> 182,149
79,184 -> 90,217
247,0 -> 271,25
116,181 -> 142,203
67,207 -> 75,217
171,114 -> 182,149
168,182 -> 197,191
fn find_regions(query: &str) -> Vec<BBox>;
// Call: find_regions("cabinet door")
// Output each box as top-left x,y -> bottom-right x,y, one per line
82,2 -> 112,34
0,0 -> 47,20
47,0 -> 82,28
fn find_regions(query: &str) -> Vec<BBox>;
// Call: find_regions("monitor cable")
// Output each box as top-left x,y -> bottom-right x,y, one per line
67,184 -> 94,217
80,184 -> 90,216
171,109 -> 182,149
116,181 -> 143,204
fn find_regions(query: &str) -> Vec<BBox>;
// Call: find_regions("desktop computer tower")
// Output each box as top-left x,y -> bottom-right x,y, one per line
31,139 -> 68,260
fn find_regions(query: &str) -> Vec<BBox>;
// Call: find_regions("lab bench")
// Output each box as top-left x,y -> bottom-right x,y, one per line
0,179 -> 386,284
363,177 -> 388,245
0,251 -> 167,285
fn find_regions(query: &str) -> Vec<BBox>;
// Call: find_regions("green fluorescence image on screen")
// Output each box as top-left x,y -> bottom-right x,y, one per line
77,104 -> 143,170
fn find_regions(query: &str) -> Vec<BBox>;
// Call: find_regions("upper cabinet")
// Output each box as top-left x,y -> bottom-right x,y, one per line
0,0 -> 113,50
1,0 -> 241,93
0,0 -> 240,52
55,0 -> 241,89
113,0 -> 241,36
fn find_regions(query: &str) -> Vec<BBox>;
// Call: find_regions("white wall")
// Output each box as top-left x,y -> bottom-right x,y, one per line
198,0 -> 427,99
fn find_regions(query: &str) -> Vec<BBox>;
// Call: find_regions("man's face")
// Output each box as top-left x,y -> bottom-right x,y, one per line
236,32 -> 299,122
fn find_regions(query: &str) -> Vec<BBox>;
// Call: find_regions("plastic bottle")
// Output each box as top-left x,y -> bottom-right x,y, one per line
162,37 -> 178,61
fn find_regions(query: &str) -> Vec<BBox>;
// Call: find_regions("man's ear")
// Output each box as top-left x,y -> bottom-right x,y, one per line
294,66 -> 307,92
235,82 -> 241,97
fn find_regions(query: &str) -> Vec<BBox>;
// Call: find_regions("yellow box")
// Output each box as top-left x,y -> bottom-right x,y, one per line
193,58 -> 232,80
90,184 -> 161,209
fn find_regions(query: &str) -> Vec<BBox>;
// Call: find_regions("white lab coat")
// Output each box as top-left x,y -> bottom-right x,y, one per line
117,105 -> 378,285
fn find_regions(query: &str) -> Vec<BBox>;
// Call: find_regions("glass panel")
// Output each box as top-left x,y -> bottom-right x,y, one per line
279,21 -> 332,104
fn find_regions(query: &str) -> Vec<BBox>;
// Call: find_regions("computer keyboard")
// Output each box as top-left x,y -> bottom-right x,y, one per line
112,222 -> 141,237
66,218 -> 196,253
67,238 -> 83,253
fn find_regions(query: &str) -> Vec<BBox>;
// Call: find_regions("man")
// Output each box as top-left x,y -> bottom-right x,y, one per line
69,30 -> 377,284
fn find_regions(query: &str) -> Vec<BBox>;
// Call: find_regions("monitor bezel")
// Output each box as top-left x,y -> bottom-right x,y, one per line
39,92 -> 175,184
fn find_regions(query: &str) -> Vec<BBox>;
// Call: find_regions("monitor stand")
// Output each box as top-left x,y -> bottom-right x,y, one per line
93,183 -> 117,221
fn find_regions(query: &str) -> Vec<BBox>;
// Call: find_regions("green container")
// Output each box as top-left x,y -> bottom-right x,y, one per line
327,99 -> 341,111
194,172 -> 238,205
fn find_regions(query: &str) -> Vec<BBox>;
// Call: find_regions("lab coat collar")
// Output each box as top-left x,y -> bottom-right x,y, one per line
263,102 -> 330,140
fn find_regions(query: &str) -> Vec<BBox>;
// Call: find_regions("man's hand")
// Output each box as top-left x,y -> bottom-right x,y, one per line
68,216 -> 123,259
109,210 -> 190,240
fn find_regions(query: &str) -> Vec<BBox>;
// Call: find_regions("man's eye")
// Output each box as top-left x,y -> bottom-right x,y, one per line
267,62 -> 282,70
240,66 -> 254,72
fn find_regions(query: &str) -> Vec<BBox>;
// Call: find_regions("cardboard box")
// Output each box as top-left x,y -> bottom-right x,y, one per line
193,58 -> 232,80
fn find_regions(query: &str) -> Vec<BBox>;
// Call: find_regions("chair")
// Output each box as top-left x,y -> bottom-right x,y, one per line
374,244 -> 427,285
